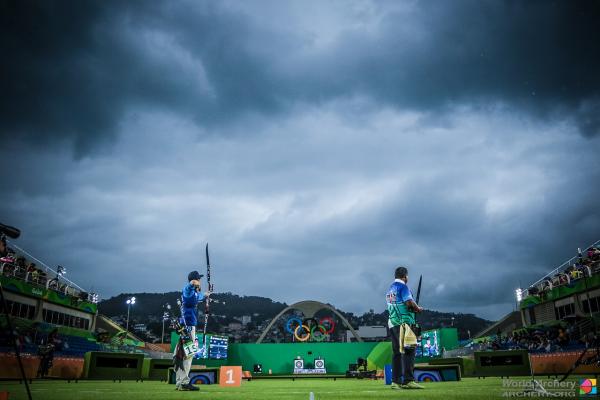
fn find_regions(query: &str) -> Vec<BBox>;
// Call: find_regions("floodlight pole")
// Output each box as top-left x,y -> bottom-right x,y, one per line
125,297 -> 135,338
162,314 -> 167,344
126,302 -> 131,333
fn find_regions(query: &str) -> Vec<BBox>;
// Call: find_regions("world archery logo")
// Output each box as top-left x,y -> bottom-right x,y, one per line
580,378 -> 597,396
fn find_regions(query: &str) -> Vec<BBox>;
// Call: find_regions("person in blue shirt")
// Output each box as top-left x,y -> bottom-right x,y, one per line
386,266 -> 424,389
174,270 -> 209,391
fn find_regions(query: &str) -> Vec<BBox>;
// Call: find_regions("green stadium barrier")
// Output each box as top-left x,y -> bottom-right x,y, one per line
474,350 -> 531,377
366,342 -> 391,371
428,357 -> 475,377
142,358 -> 173,381
365,328 -> 460,371
226,342 -> 378,374
439,329 -> 459,351
83,351 -> 144,380
438,365 -> 460,381
170,333 -> 380,374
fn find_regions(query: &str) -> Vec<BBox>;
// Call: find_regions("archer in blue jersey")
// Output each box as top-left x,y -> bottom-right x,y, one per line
386,279 -> 416,326
180,279 -> 205,327
387,266 -> 424,390
174,270 -> 207,391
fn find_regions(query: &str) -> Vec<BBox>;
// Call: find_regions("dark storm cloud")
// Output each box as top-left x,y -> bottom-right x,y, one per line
286,0 -> 600,136
0,0 -> 289,155
1,0 -> 115,153
1,0 -> 599,156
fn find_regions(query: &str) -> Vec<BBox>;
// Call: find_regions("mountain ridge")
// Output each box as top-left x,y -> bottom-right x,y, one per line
98,291 -> 493,342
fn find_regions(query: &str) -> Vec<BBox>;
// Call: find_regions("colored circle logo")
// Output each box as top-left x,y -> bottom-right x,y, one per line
285,316 -> 336,341
580,378 -> 597,395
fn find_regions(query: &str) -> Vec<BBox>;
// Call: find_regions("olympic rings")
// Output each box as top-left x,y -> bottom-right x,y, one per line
285,317 -> 303,334
294,324 -> 311,341
286,316 -> 336,341
319,316 -> 335,334
310,325 -> 327,342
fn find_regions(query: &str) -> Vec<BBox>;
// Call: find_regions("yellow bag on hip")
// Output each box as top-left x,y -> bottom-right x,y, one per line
399,323 -> 418,353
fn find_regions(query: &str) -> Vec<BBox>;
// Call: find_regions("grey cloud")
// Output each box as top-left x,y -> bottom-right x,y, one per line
2,0 -> 599,158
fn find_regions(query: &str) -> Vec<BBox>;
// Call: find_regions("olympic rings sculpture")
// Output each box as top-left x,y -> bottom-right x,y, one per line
285,316 -> 336,342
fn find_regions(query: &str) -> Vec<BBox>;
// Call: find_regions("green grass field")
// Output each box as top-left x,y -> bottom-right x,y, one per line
0,377 -> 588,400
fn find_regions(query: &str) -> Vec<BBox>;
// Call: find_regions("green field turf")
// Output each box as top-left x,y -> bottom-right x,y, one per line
0,377 -> 589,400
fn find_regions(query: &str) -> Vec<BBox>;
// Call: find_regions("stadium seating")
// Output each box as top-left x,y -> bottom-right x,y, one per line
524,242 -> 600,299
0,316 -> 103,357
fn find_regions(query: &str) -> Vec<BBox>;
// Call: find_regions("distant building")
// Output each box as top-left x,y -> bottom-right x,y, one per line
228,322 -> 243,331
133,323 -> 147,333
110,316 -> 124,324
241,315 -> 252,325
347,326 -> 387,341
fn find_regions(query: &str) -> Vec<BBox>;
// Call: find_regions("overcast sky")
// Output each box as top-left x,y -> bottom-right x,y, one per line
1,0 -> 599,320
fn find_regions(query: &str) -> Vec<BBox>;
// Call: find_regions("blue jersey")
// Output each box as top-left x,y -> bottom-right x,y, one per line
386,279 -> 415,327
180,283 -> 205,326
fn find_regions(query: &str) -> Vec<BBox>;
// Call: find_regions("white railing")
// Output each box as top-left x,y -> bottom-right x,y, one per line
528,239 -> 600,289
6,240 -> 85,291
3,239 -> 99,303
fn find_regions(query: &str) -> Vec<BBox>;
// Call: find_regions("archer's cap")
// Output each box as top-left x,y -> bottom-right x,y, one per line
188,271 -> 204,282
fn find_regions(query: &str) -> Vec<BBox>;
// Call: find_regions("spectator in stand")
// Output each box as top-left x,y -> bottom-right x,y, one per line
15,256 -> 26,277
495,323 -> 582,353
583,331 -> 597,349
1,247 -> 15,266
38,269 -> 47,285
26,262 -> 37,282
552,273 -> 569,286
541,278 -> 553,292
589,247 -> 600,262
566,265 -> 583,280
30,264 -> 39,283
16,256 -> 26,268
0,235 -> 6,257
47,276 -> 59,290
557,328 -> 570,348
2,253 -> 15,276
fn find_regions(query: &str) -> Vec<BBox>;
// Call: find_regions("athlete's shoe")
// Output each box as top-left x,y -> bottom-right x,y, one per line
402,381 -> 425,389
177,383 -> 200,391
390,383 -> 402,390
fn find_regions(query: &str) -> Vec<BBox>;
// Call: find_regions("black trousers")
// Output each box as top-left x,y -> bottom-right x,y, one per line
389,325 -> 416,384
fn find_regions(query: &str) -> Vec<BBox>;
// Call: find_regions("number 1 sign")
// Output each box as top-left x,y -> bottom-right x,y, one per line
219,366 -> 242,387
